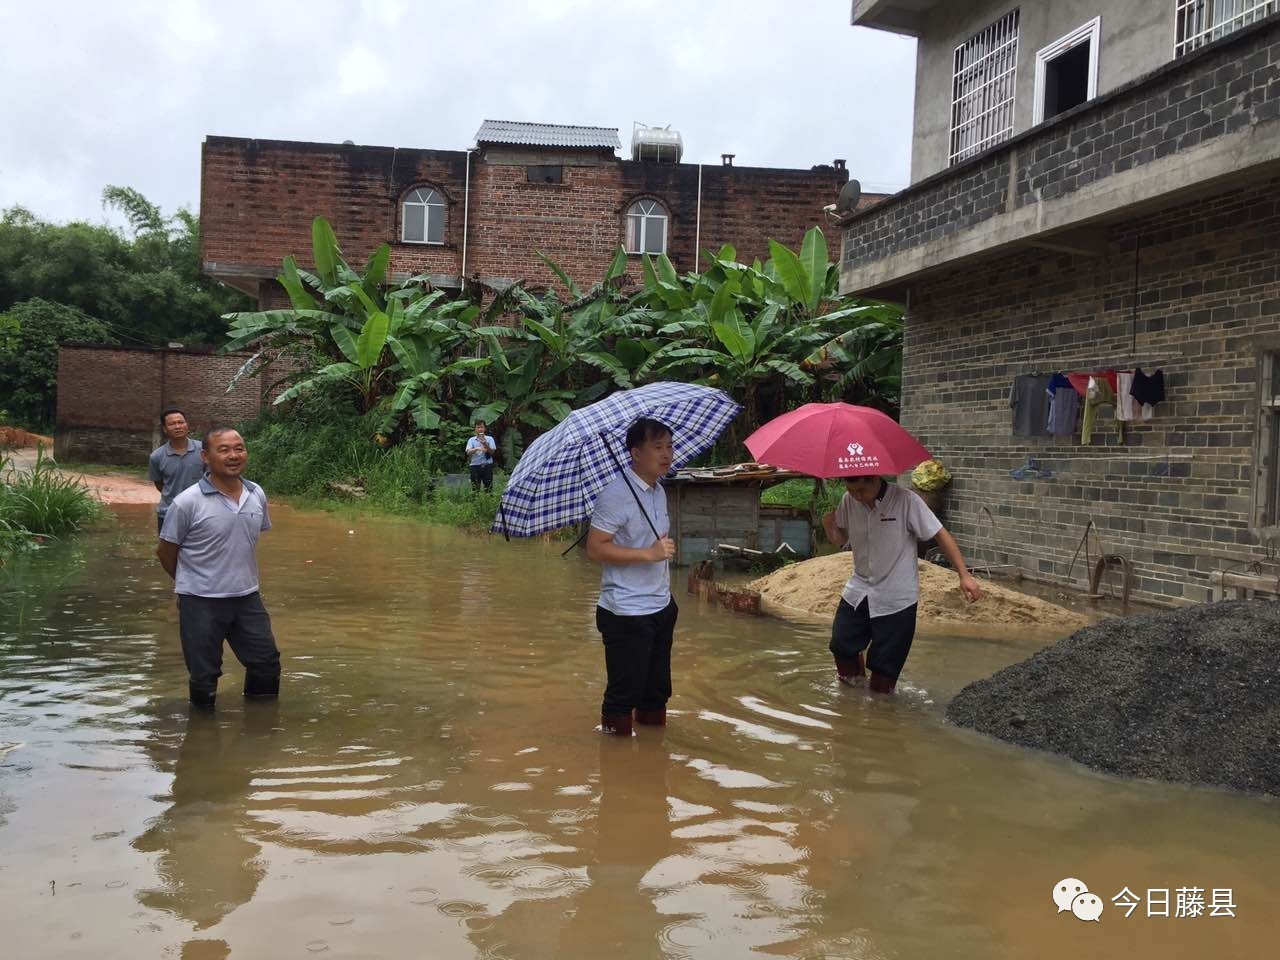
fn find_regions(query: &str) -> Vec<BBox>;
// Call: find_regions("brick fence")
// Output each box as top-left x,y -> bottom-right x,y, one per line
55,345 -> 274,464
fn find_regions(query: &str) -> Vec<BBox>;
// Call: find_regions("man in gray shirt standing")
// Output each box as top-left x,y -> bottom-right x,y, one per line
586,418 -> 678,737
149,408 -> 205,535
156,426 -> 280,709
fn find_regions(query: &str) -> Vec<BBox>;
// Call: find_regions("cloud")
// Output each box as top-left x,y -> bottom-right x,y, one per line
0,0 -> 916,223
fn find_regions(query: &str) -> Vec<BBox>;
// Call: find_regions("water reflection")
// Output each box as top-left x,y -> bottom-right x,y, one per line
2,504 -> 1280,958
133,705 -> 276,929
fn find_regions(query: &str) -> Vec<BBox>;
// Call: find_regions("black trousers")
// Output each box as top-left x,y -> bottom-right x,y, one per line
596,600 -> 678,717
177,592 -> 281,695
829,597 -> 918,681
470,464 -> 494,491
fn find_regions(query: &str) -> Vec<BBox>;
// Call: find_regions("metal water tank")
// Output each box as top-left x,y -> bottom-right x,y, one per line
631,123 -> 683,162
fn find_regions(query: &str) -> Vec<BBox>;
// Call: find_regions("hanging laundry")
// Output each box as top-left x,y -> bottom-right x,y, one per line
1045,372 -> 1080,437
1116,370 -> 1140,421
1010,373 -> 1051,437
1081,374 -> 1119,445
1130,367 -> 1165,419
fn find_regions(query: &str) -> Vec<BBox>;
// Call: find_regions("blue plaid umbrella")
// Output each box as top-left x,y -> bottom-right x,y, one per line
492,382 -> 740,538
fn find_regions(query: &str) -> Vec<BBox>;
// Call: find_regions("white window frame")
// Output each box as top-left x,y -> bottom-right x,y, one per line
401,187 -> 446,245
1033,16 -> 1101,125
1175,0 -> 1278,58
1255,350 -> 1280,530
949,9 -> 1021,166
625,198 -> 668,255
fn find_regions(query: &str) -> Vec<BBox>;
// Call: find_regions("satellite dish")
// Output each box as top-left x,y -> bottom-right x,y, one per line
835,178 -> 862,214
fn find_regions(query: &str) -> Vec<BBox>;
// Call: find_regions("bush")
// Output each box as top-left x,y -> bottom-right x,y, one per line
0,298 -> 116,428
240,400 -> 504,530
760,477 -> 843,516
0,448 -> 105,563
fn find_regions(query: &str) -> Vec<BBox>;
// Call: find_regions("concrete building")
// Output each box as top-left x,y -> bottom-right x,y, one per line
200,120 -> 877,306
843,2 -> 1280,603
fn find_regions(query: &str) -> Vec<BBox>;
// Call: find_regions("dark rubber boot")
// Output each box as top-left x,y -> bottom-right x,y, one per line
244,672 -> 280,699
634,707 -> 666,726
869,671 -> 897,694
835,652 -> 866,685
189,684 -> 216,710
601,713 -> 633,736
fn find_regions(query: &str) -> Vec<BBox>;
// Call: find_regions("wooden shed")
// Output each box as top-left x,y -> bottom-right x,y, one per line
665,465 -> 814,566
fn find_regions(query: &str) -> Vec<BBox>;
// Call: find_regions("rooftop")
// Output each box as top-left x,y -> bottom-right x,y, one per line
474,120 -> 621,151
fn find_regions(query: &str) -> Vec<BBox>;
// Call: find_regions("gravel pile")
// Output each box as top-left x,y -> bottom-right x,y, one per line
946,600 -> 1280,796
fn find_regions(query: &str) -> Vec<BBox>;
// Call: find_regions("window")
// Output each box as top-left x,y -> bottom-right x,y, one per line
402,187 -> 445,244
1176,0 -> 1277,57
527,165 -> 563,184
626,198 -> 668,255
950,9 -> 1020,166
1034,18 -> 1100,124
1257,351 -> 1280,528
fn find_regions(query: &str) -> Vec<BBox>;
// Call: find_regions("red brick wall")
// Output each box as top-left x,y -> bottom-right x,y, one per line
54,346 -> 271,464
200,136 -> 852,297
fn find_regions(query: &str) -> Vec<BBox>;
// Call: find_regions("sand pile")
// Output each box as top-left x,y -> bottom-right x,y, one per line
947,600 -> 1280,796
750,551 -> 1088,631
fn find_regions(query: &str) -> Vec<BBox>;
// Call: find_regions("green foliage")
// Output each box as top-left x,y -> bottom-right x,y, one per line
230,221 -> 904,477
0,192 -> 249,349
0,299 -> 116,427
239,397 -> 502,529
0,448 -> 105,564
760,477 -> 843,516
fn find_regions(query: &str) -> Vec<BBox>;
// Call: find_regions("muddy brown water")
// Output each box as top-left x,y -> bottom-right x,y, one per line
2,503 -> 1278,959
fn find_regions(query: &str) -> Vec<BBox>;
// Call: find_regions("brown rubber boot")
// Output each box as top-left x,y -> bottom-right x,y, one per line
868,671 -> 897,694
835,652 -> 866,685
601,713 -> 633,736
634,707 -> 666,726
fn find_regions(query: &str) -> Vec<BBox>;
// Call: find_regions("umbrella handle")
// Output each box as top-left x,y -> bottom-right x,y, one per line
600,431 -> 663,543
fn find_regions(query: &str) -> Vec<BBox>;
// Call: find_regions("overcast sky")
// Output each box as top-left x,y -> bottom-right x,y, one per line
0,0 -> 916,228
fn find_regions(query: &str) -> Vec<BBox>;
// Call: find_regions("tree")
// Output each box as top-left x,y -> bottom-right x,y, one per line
0,189 -> 249,348
0,298 -> 116,427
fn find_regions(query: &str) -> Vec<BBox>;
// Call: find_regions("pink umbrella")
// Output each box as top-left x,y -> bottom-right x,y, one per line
745,403 -> 932,477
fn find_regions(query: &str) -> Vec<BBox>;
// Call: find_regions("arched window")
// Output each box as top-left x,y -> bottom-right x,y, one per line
402,187 -> 446,244
625,198 -> 668,255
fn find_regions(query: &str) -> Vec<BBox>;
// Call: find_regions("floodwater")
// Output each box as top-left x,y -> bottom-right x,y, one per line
2,504 -> 1278,960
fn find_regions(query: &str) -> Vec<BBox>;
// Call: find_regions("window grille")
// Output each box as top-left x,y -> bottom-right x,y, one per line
950,9 -> 1020,165
1175,0 -> 1277,57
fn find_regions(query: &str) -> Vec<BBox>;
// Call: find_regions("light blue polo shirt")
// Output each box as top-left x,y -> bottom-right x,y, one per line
466,435 -> 496,465
148,439 -> 205,516
159,476 -> 272,598
590,468 -> 671,616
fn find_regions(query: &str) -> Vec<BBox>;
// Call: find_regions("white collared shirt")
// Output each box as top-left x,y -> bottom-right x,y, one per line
590,467 -> 671,616
836,483 -> 941,617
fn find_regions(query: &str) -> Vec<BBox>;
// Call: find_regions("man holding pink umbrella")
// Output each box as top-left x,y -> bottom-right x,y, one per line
746,403 -> 982,694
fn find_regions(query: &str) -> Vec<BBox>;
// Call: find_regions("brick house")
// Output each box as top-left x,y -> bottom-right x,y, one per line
200,120 -> 874,305
843,2 -> 1280,604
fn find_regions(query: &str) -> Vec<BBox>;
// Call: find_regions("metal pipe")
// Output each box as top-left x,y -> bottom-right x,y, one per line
461,148 -> 475,280
694,163 -> 703,268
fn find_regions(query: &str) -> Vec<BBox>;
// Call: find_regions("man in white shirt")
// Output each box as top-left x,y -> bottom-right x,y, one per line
156,426 -> 279,709
586,418 -> 677,736
822,476 -> 981,693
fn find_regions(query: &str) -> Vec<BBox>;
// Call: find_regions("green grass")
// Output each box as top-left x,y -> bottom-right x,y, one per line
0,449 -> 106,563
240,411 -> 507,532
760,477 -> 843,515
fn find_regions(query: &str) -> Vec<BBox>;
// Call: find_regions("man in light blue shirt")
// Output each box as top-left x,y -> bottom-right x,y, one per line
586,418 -> 677,736
148,408 -> 205,535
156,426 -> 280,709
465,419 -> 497,491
